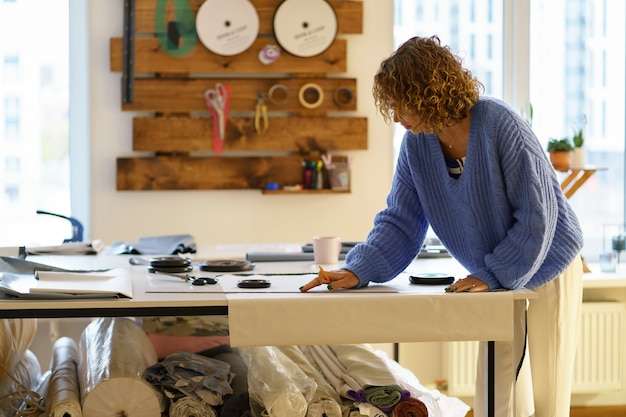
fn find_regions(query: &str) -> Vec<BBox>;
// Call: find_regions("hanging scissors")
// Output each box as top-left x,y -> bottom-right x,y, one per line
204,83 -> 231,154
255,89 -> 269,134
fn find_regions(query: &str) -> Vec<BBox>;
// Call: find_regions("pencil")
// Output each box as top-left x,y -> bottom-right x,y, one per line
319,266 -> 331,284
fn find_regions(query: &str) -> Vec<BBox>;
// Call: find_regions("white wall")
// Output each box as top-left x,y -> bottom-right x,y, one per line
88,1 -> 395,247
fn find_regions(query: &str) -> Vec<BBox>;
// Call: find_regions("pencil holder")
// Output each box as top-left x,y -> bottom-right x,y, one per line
328,162 -> 350,191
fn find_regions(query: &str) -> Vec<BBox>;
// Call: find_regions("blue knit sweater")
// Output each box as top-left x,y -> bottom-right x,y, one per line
346,97 -> 583,290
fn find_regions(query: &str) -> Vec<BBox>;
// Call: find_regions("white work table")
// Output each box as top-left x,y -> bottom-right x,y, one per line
0,253 -> 534,347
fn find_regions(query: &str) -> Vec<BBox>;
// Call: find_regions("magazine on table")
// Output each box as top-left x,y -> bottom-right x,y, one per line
0,267 -> 132,299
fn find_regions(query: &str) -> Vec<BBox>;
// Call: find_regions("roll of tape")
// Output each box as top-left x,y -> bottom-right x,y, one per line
298,83 -> 324,109
259,44 -> 281,65
333,86 -> 354,107
196,0 -> 260,56
268,84 -> 289,105
272,0 -> 338,58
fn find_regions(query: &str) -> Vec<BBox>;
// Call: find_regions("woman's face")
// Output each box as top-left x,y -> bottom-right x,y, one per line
393,109 -> 426,134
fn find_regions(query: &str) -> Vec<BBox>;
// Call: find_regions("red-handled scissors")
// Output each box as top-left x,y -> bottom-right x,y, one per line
204,83 -> 231,154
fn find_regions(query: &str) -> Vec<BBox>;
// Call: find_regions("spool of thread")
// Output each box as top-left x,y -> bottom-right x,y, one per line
298,83 -> 324,109
258,44 -> 281,65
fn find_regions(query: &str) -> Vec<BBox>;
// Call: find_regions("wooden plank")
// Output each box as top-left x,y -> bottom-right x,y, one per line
331,0 -> 364,34
117,154 -> 307,190
110,38 -> 347,74
133,116 -> 367,152
122,78 -> 357,113
135,0 -> 363,35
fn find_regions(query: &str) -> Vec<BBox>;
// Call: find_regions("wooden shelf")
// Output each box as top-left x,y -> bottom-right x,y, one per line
114,0 -> 365,192
262,189 -> 350,195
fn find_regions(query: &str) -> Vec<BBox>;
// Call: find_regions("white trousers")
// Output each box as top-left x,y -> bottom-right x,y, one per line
473,255 -> 583,417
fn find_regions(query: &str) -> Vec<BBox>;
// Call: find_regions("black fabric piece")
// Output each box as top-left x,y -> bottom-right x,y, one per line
211,349 -> 251,417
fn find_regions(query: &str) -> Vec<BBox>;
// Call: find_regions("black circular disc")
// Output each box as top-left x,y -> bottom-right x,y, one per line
199,259 -> 256,272
149,256 -> 192,268
148,264 -> 194,274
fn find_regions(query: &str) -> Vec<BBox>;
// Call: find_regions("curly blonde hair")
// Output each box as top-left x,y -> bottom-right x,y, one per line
372,35 -> 484,132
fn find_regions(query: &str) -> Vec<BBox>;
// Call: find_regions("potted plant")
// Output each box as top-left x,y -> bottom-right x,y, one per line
546,137 -> 573,170
571,120 -> 586,167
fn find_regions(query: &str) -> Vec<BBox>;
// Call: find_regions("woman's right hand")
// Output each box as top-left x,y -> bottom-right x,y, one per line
299,269 -> 360,292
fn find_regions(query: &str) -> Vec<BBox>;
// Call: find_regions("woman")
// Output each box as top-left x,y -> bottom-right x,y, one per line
300,36 -> 584,417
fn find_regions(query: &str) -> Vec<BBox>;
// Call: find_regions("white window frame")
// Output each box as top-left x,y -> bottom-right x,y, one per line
503,0 -> 530,112
69,0 -> 90,240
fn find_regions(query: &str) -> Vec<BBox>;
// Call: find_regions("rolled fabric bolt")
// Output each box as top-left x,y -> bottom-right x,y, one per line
0,318 -> 38,382
298,83 -> 324,109
169,397 -> 217,417
47,337 -> 82,417
78,317 -> 164,417
2,350 -> 42,416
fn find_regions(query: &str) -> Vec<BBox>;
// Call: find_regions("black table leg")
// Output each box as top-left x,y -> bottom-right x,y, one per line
488,340 -> 495,417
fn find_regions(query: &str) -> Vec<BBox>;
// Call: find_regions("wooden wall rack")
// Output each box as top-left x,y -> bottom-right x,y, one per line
112,0 -> 366,192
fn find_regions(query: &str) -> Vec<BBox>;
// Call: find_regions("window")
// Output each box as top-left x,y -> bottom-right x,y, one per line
529,0 -> 625,258
4,156 -> 21,173
392,0 -> 504,156
394,0 -> 625,259
3,119 -> 19,143
3,55 -> 19,84
4,96 -> 19,118
0,0 -> 72,245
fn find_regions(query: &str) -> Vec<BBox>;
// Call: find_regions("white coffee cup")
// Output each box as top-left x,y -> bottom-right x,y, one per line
313,236 -> 341,265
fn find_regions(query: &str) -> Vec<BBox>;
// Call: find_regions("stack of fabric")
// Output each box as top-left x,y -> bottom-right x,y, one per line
232,344 -> 469,417
145,351 -> 234,417
300,344 -> 470,417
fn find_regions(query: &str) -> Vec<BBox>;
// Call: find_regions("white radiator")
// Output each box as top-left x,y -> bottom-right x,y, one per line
443,340 -> 478,397
444,301 -> 626,397
572,301 -> 625,393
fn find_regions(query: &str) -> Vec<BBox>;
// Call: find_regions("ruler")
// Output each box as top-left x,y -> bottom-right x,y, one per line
122,0 -> 135,103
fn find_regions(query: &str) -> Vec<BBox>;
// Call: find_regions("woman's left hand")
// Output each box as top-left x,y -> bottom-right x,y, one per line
445,276 -> 488,292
